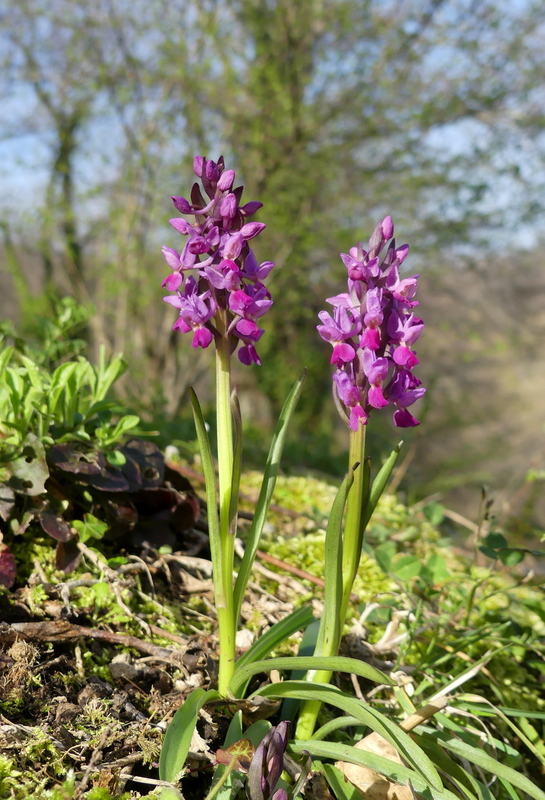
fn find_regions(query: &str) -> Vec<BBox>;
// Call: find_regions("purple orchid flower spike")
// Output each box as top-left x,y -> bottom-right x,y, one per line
161,156 -> 274,365
246,721 -> 290,800
318,216 -> 425,428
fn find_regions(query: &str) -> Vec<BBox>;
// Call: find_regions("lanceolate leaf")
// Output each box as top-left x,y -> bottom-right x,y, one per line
233,371 -> 305,622
427,732 -> 545,800
233,606 -> 315,698
312,716 -> 364,741
290,741 -> 456,800
319,465 -> 356,658
417,736 -> 493,800
229,388 -> 242,534
209,712 -> 249,800
189,388 -> 221,585
253,681 -> 442,790
362,442 -> 401,531
229,656 -> 393,698
159,687 -> 220,781
323,765 -> 363,800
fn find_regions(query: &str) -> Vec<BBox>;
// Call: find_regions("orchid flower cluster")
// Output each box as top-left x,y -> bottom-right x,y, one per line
246,721 -> 290,800
317,216 -> 425,429
162,155 -> 273,366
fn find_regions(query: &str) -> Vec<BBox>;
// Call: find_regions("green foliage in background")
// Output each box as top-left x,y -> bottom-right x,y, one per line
0,298 -> 140,459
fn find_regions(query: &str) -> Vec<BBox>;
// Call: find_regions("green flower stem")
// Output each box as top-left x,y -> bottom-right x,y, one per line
340,424 -> 367,623
215,315 -> 236,696
295,426 -> 368,740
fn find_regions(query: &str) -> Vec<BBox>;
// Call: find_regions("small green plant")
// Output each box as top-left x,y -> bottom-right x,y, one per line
0,299 -> 199,588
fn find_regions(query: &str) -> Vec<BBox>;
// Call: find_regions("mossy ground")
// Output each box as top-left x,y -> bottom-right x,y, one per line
1,468 -> 544,799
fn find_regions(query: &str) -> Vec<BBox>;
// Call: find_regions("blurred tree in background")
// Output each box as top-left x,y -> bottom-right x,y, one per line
2,0 -> 545,516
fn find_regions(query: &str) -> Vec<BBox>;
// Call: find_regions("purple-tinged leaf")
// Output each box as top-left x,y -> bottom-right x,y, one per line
47,443 -> 104,475
0,546 -> 16,589
40,510 -> 74,542
55,538 -> 81,573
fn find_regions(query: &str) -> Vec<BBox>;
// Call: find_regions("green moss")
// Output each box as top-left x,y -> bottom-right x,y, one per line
0,754 -> 23,797
261,528 -> 393,610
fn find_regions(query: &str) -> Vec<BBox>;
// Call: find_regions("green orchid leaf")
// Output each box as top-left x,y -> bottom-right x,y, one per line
362,442 -> 401,531
19,354 -> 44,390
319,465 -> 357,658
232,605 -> 314,697
229,656 -> 393,698
108,413 -> 140,442
0,344 -> 14,375
281,618 -> 320,722
290,741 -> 455,800
417,735 -> 493,800
189,387 -> 221,582
427,731 -> 545,800
323,765 -> 368,800
157,789 -> 184,800
229,388 -> 242,534
233,370 -> 305,622
253,681 -> 442,790
159,687 -> 221,782
244,719 -> 272,746
94,348 -> 128,402
312,716 -> 363,741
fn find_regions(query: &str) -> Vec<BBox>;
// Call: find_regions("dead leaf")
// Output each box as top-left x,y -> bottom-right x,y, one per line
216,737 -> 255,772
336,732 -> 414,800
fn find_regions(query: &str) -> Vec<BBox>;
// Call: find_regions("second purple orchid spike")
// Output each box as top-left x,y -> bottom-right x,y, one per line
317,216 -> 425,428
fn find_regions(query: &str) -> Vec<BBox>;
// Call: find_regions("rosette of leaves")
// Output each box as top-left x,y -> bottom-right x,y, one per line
0,434 -> 201,589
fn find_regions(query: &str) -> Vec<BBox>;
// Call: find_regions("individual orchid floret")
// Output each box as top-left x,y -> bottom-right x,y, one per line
164,276 -> 216,349
317,306 -> 360,365
161,155 -> 274,365
318,216 -> 425,428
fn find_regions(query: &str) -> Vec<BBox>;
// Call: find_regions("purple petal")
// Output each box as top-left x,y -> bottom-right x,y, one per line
161,245 -> 182,270
171,196 -> 192,214
192,327 -> 214,348
169,217 -> 193,235
393,345 -> 419,368
241,201 -> 263,216
173,317 -> 191,333
217,169 -> 235,191
360,327 -> 381,350
229,289 -> 252,315
219,193 -> 238,219
382,215 -> 394,240
368,385 -> 389,409
238,343 -> 261,365
193,155 -> 205,177
393,408 -> 420,427
395,244 -> 409,264
221,232 -> 243,260
331,342 -> 355,365
162,272 -> 184,291
349,405 -> 368,430
163,295 -> 183,308
205,159 -> 219,183
240,221 -> 266,239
